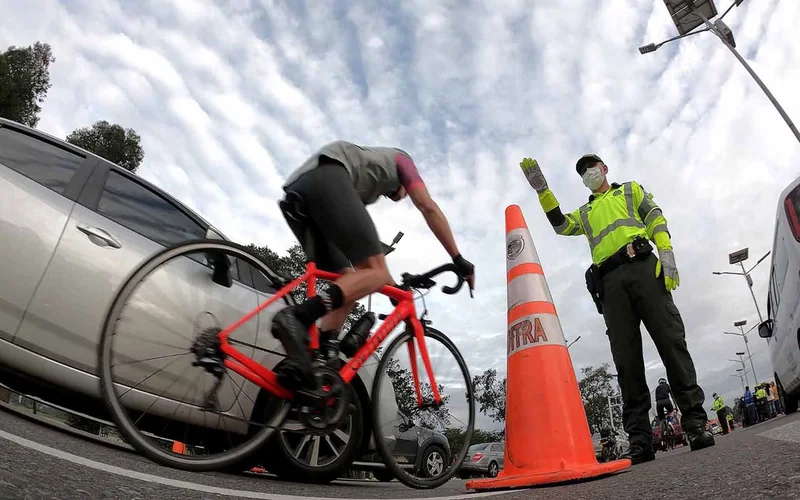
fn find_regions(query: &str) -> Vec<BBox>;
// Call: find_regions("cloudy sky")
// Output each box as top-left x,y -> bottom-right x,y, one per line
3,0 -> 799,427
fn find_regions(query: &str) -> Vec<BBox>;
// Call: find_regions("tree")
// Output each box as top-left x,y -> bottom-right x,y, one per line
385,357 -> 451,430
578,363 -> 622,434
0,42 -> 55,127
246,243 -> 366,332
66,120 -> 144,173
472,368 -> 506,424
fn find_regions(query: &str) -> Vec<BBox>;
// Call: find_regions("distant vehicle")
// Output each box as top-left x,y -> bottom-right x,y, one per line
758,175 -> 800,415
458,442 -> 504,479
354,411 -> 451,482
0,117 -> 397,484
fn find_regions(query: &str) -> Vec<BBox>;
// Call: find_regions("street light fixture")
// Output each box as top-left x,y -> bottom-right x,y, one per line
567,335 -> 582,349
722,326 -> 758,385
712,247 -> 770,323
639,0 -> 800,145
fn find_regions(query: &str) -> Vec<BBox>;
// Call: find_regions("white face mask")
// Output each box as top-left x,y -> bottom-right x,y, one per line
581,166 -> 605,191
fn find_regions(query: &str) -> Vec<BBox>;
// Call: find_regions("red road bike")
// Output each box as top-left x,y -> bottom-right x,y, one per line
98,219 -> 475,489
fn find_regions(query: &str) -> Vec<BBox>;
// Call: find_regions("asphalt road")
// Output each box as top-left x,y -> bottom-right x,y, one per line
1,406 -> 799,500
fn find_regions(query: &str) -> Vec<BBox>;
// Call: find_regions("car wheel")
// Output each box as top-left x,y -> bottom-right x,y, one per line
487,461 -> 499,478
420,445 -> 447,479
373,469 -> 393,482
777,374 -> 798,415
264,382 -> 364,484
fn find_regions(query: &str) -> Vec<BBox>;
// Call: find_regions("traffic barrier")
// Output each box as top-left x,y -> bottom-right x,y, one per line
466,205 -> 630,491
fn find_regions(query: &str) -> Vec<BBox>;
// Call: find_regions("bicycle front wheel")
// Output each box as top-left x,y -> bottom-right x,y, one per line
98,239 -> 292,472
371,326 -> 475,489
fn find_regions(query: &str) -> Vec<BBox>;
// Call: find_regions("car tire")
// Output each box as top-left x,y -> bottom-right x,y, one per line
419,445 -> 447,479
264,382 -> 364,484
373,469 -> 393,482
777,374 -> 798,415
487,461 -> 499,478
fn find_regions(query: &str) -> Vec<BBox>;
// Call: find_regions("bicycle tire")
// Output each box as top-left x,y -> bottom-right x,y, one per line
98,239 -> 291,472
370,326 -> 475,489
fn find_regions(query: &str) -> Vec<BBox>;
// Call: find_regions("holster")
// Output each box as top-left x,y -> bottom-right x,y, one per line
585,264 -> 604,315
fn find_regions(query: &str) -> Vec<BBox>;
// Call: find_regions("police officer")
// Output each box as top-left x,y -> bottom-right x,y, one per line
519,154 -> 715,464
711,393 -> 729,435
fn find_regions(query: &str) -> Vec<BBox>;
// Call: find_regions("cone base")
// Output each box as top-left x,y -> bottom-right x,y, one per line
465,458 -> 631,491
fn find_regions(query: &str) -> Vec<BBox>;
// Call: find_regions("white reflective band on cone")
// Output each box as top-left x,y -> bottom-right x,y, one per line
507,274 -> 554,309
506,228 -> 542,271
507,313 -> 566,357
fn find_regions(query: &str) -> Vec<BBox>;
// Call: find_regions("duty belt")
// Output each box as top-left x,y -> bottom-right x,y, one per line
597,237 -> 653,278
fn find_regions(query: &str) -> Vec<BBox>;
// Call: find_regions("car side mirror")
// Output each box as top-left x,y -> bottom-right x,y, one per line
758,319 -> 774,339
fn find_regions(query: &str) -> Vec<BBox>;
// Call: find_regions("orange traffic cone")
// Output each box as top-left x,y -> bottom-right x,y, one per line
171,441 -> 186,454
466,205 -> 630,491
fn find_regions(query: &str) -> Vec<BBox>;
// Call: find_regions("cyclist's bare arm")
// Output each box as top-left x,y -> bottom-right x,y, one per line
408,184 -> 460,258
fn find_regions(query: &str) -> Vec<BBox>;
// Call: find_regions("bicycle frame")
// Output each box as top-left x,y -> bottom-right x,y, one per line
217,261 -> 443,406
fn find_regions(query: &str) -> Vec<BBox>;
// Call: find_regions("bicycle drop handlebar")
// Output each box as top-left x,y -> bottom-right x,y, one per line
400,262 -> 471,296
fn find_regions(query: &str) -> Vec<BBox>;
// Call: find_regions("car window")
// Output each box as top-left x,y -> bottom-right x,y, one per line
97,170 -> 206,246
468,443 -> 488,453
0,127 -> 85,195
490,444 -> 502,452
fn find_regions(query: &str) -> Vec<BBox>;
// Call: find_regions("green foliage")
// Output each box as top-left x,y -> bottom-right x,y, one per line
472,368 -> 506,423
0,41 -> 55,127
66,120 -> 145,173
578,363 -> 622,434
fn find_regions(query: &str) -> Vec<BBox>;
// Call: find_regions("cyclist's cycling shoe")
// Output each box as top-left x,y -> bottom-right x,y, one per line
620,440 -> 655,465
686,425 -> 715,451
271,307 -> 316,391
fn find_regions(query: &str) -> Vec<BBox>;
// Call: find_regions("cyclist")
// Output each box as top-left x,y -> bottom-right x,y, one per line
655,377 -> 676,446
271,141 -> 476,392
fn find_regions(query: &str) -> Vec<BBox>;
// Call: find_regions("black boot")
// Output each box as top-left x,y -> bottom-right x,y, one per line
271,307 -> 316,391
685,425 -> 715,451
620,440 -> 655,465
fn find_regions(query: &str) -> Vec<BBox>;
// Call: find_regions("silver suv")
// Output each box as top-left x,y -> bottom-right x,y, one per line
0,117 -> 395,483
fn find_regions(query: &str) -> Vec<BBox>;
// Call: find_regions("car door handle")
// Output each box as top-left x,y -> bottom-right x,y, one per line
77,223 -> 122,249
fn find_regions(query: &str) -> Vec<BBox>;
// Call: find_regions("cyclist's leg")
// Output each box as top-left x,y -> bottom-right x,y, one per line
274,164 -> 391,388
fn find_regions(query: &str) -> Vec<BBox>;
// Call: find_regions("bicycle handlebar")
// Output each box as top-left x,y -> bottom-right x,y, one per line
400,262 -> 471,296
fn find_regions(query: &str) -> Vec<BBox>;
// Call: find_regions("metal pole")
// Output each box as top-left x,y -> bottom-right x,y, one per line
739,325 -> 759,383
608,394 -> 614,431
739,262 -> 764,323
697,11 -> 800,146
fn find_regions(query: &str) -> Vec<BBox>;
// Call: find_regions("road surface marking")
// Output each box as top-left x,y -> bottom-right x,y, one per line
757,419 -> 800,444
0,429 -> 506,500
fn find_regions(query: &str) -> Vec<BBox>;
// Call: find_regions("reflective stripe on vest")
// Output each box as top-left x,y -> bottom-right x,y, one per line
580,182 -> 647,264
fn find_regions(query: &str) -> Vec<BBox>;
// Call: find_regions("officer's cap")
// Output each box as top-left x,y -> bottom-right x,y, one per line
576,153 -> 604,175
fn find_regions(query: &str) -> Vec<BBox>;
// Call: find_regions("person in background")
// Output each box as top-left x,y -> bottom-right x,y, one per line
711,393 -> 729,435
771,381 -> 783,414
744,386 -> 756,426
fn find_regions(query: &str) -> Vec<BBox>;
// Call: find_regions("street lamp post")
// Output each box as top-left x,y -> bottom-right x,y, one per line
713,247 -> 770,324
727,350 -> 752,387
639,0 -> 800,146
567,335 -> 582,349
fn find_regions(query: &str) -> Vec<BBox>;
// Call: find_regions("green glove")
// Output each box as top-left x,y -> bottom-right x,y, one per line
656,249 -> 680,291
519,157 -> 548,193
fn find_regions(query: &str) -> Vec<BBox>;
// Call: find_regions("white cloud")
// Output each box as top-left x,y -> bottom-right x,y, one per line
2,0 -> 799,426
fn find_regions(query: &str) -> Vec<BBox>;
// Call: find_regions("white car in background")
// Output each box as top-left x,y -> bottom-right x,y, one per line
758,175 -> 800,414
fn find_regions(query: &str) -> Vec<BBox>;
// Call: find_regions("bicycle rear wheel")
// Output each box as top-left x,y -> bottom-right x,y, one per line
98,239 -> 292,472
371,326 -> 475,489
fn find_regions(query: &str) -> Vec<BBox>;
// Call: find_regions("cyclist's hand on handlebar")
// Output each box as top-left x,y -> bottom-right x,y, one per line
452,254 -> 475,296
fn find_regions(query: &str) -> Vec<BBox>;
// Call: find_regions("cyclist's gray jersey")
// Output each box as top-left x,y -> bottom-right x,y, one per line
284,141 -> 412,205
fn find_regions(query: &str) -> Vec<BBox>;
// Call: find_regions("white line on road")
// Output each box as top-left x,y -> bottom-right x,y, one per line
0,429 -> 505,500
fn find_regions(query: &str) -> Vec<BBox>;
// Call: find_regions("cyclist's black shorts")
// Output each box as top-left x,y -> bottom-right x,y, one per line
282,163 -> 383,272
656,399 -> 674,419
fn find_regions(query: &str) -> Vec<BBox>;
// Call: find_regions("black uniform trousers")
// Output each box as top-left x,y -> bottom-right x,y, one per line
601,253 -> 707,445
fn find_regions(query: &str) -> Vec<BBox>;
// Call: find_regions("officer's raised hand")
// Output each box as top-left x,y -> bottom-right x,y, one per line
656,249 -> 680,291
519,158 -> 549,193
